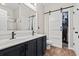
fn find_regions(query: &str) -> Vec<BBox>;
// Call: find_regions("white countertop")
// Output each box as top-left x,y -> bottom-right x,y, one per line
0,34 -> 46,50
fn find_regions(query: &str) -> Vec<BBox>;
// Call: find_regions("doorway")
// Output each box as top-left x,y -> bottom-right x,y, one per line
62,11 -> 68,48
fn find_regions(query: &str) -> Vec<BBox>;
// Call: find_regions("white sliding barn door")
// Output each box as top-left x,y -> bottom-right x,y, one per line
49,11 -> 62,48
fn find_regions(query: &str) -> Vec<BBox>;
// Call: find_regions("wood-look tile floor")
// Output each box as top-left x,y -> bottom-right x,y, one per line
45,46 -> 76,56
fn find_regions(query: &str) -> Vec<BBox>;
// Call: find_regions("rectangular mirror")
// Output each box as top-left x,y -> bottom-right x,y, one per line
0,3 -> 39,40
0,3 -> 37,31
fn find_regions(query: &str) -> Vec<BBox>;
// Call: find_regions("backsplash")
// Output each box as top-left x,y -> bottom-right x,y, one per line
0,31 -> 12,40
0,31 -> 32,40
15,30 -> 32,37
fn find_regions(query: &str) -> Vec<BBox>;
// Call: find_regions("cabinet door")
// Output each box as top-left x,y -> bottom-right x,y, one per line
0,44 -> 25,56
42,36 -> 47,55
27,39 -> 37,56
20,44 -> 26,56
25,43 -> 28,56
36,37 -> 43,56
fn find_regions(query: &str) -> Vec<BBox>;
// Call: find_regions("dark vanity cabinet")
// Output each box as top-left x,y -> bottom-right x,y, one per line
0,36 -> 47,56
36,36 -> 47,56
26,39 -> 37,56
0,44 -> 26,56
42,36 -> 46,55
36,37 -> 43,56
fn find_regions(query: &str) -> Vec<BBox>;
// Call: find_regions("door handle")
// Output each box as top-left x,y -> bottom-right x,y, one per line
75,32 -> 78,34
78,35 -> 79,38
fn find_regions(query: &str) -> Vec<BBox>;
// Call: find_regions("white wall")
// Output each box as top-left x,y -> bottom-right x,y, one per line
36,4 -> 45,34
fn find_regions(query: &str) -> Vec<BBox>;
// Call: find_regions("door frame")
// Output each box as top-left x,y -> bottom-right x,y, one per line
44,7 -> 74,49
61,8 -> 74,49
62,11 -> 69,48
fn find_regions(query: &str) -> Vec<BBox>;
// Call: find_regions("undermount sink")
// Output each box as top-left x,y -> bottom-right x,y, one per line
0,34 -> 45,43
0,34 -> 46,50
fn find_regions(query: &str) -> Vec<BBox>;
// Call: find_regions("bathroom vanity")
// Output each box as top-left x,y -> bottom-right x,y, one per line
0,34 -> 46,56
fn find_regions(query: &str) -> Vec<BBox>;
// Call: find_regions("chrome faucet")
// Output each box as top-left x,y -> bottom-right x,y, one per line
32,30 -> 34,36
31,26 -> 34,36
12,32 -> 16,39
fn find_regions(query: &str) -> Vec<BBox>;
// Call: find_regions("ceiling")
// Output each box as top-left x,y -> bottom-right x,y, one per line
0,3 -> 37,11
5,3 -> 19,10
0,3 -> 20,10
